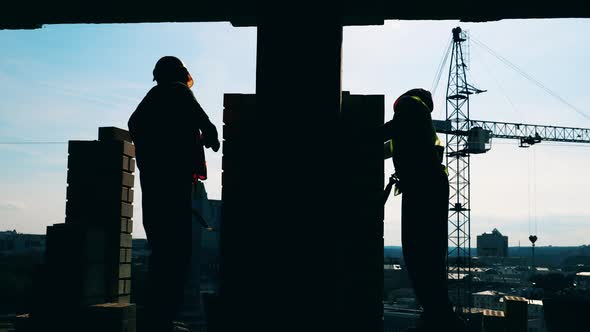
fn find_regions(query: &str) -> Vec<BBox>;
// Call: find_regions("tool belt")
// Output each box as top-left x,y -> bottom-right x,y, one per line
383,164 -> 447,205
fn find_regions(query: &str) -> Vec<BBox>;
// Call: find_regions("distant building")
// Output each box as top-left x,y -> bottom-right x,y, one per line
575,271 -> 590,289
0,230 -> 45,254
383,306 -> 420,332
384,263 -> 412,301
477,228 -> 508,257
472,290 -> 505,311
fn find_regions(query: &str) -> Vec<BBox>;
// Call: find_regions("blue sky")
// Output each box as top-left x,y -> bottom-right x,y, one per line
1,19 -> 589,246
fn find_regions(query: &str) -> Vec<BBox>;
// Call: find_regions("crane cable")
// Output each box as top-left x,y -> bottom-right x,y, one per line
431,37 -> 453,96
0,142 -> 67,144
470,36 -> 590,122
472,43 -> 524,123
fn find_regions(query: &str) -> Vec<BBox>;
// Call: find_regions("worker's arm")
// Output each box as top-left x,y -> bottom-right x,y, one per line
177,83 -> 220,152
191,99 -> 220,152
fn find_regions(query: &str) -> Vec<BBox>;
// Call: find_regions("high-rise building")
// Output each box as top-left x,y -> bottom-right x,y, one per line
477,228 -> 508,257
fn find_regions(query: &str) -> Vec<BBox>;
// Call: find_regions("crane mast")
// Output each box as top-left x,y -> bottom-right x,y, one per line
445,26 -> 480,313
441,27 -> 590,320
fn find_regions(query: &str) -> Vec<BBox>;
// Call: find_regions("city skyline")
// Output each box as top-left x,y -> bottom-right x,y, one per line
1,19 -> 589,245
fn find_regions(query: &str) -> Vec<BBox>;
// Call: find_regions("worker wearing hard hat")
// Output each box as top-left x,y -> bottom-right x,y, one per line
128,56 -> 220,332
381,88 -> 465,331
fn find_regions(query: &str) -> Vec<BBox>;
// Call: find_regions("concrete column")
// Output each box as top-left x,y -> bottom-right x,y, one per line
220,16 -> 345,332
339,91 -> 384,332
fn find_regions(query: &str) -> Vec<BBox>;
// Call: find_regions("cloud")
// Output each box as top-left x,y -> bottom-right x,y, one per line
0,201 -> 25,211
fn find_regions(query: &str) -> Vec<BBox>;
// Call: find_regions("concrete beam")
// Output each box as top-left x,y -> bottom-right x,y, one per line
2,0 -> 590,29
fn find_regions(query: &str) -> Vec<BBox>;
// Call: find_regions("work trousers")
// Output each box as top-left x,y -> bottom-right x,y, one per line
140,173 -> 193,332
401,171 -> 460,330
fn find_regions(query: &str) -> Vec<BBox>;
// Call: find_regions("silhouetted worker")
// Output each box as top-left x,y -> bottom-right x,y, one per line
128,56 -> 220,332
381,88 -> 465,331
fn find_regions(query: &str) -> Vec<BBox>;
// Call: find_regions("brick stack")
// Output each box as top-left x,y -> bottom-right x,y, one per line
218,93 -> 256,330
24,127 -> 136,332
219,92 -> 385,332
503,296 -> 528,332
63,126 -> 135,304
482,309 -> 506,332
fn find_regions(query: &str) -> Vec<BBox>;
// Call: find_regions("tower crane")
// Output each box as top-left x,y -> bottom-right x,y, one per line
435,26 -> 590,315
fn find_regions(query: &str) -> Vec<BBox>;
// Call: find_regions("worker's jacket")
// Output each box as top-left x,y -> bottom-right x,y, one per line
382,95 -> 446,192
128,82 -> 218,183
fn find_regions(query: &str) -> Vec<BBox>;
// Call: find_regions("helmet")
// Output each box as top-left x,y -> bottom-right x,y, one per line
393,88 -> 433,113
152,56 -> 194,88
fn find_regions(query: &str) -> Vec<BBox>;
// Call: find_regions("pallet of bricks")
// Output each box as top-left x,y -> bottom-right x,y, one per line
20,127 -> 136,332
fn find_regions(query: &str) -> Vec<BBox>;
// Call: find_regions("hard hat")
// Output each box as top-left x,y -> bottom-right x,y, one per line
393,88 -> 433,113
152,56 -> 194,88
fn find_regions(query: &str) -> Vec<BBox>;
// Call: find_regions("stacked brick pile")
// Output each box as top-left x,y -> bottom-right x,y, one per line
219,92 -> 385,331
216,93 -> 256,331
22,127 -> 136,332
64,126 -> 135,304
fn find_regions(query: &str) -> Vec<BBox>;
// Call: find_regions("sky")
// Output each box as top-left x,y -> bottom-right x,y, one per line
1,19 -> 589,246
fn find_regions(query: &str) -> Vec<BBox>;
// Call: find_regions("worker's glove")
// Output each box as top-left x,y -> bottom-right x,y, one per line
205,137 -> 220,152
200,133 -> 220,152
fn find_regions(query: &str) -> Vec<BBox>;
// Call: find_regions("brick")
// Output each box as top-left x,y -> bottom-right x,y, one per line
45,223 -> 88,263
127,189 -> 134,203
68,153 -> 126,173
117,295 -> 131,304
223,93 -> 256,109
122,141 -> 135,157
68,140 -> 100,155
66,201 -> 133,222
120,233 -> 132,248
118,279 -> 131,295
122,171 -> 134,188
122,187 -> 129,202
118,279 -> 125,294
128,158 -> 135,173
99,127 -> 133,142
121,202 -> 133,218
120,248 -> 132,263
83,263 -> 107,297
67,169 -> 133,188
120,218 -> 132,233
122,156 -> 130,171
84,228 -> 107,261
66,183 -> 122,203
119,263 -> 131,279
125,280 -> 132,294
68,140 -> 126,160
